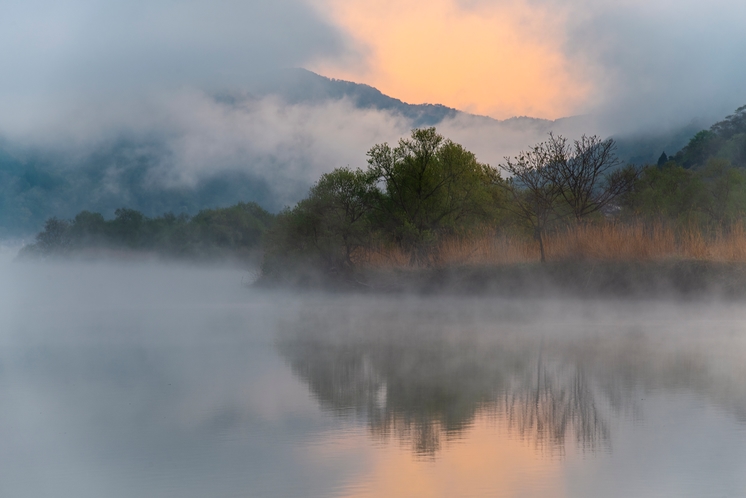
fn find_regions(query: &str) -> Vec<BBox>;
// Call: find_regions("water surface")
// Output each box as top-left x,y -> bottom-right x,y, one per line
1,260 -> 745,497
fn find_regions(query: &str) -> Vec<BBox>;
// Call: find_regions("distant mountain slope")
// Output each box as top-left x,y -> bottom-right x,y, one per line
0,67 -> 721,238
239,68 -> 703,166
0,139 -> 278,238
613,122 -> 707,166
669,105 -> 746,169
238,68 -> 459,127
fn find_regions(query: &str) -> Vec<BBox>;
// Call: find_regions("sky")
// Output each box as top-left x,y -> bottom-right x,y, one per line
2,0 -> 745,126
1,0 -> 746,202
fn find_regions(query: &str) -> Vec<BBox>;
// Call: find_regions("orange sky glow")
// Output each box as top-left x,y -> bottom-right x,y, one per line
310,0 -> 592,120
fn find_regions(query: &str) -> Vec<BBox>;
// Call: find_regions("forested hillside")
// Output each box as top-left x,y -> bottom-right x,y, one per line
665,106 -> 746,169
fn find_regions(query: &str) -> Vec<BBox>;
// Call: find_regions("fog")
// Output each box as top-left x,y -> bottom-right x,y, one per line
3,0 -> 745,222
2,258 -> 746,496
3,0 -> 746,492
0,0 -> 350,102
0,89 -> 606,223
3,0 -> 744,133
553,0 -> 746,132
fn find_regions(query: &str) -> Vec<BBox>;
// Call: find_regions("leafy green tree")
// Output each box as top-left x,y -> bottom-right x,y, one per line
20,202 -> 275,262
367,128 -> 501,264
69,211 -> 106,247
670,107 -> 746,170
33,217 -> 72,255
108,208 -> 145,247
698,158 -> 746,226
263,168 -> 377,278
680,130 -> 717,169
711,105 -> 746,140
627,163 -> 708,225
191,202 -> 273,255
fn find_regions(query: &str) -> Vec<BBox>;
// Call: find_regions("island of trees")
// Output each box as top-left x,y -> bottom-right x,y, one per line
20,105 -> 746,294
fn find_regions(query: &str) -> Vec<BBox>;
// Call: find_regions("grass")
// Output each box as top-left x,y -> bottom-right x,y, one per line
354,222 -> 746,269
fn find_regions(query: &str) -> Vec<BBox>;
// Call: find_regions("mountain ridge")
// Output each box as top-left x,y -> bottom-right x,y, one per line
0,68 -> 711,237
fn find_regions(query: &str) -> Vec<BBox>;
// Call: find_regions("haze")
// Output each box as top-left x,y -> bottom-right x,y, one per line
2,258 -> 746,496
1,0 -> 745,218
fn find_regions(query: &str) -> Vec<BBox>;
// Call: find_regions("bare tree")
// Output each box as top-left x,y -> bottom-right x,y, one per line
500,138 -> 566,262
544,134 -> 639,222
501,134 -> 639,262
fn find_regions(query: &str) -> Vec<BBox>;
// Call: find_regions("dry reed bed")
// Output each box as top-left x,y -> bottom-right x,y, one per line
356,223 -> 746,269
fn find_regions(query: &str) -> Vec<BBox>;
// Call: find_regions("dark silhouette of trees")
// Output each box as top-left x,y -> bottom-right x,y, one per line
19,202 -> 274,261
545,134 -> 639,222
34,217 -> 72,254
263,168 -> 378,277
367,127 -> 501,264
500,138 -> 565,262
500,134 -> 638,261
266,128 -> 505,275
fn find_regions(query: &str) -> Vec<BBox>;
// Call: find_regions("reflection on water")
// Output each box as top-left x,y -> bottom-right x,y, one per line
278,315 -> 612,456
2,262 -> 746,497
278,297 -> 746,461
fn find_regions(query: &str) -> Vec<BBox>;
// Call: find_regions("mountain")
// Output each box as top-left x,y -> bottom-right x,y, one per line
240,68 -> 704,166
232,68 -> 460,127
0,68 -> 711,238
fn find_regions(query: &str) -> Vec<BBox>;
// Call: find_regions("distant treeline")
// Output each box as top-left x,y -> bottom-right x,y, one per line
20,105 -> 746,277
20,202 -> 274,262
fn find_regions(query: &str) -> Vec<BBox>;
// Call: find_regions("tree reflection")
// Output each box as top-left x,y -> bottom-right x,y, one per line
277,309 -> 611,457
497,358 -> 609,453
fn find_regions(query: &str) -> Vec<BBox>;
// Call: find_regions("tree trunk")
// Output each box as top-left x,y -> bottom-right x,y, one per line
536,228 -> 546,263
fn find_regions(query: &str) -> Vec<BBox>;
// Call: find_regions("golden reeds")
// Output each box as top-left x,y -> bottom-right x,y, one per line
353,222 -> 746,269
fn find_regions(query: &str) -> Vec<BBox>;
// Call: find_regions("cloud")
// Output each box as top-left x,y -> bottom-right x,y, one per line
2,0 -> 744,218
0,0 -> 350,105
554,0 -> 746,132
4,0 -> 744,140
309,0 -> 589,120
437,113 -> 604,168
312,0 -> 746,131
1,90 -> 412,208
1,85 -> 601,212
146,92 -> 411,204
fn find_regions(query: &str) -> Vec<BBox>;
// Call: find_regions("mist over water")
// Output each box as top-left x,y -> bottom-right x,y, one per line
2,259 -> 746,497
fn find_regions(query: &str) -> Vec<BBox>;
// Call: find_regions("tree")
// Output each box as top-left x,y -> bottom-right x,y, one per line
543,134 -> 639,223
368,128 -> 500,264
262,167 -> 378,278
500,138 -> 565,262
109,208 -> 145,247
627,163 -> 707,225
70,211 -> 106,247
698,158 -> 746,226
501,134 -> 639,262
34,217 -> 71,255
192,202 -> 273,252
304,167 -> 378,269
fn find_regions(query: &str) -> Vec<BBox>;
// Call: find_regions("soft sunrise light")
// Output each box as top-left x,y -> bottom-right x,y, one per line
310,0 -> 591,119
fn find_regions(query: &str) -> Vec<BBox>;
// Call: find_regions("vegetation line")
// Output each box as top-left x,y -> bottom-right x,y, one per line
19,105 -> 746,293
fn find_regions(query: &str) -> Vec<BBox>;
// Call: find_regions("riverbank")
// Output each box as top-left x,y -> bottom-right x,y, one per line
256,259 -> 746,299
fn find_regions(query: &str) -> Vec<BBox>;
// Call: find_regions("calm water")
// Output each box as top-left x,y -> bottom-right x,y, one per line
1,260 -> 746,497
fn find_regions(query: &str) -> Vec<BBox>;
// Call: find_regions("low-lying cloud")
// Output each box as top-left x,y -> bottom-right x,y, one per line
555,0 -> 746,132
2,0 -> 743,219
2,89 -> 602,213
